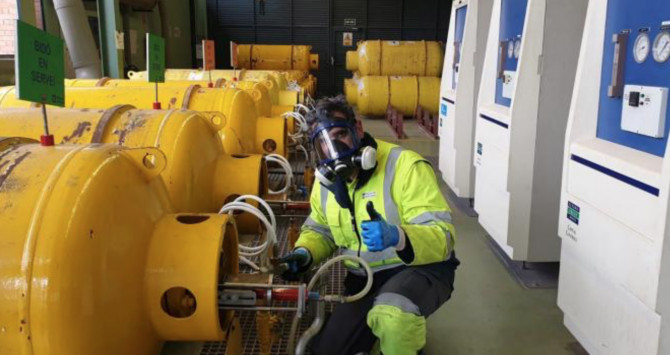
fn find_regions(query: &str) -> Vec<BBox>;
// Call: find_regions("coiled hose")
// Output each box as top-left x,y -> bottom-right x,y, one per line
219,195 -> 278,270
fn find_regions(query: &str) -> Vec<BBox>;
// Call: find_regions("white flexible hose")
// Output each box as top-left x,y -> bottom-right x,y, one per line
297,144 -> 309,165
291,255 -> 374,355
240,255 -> 260,271
266,154 -> 293,195
234,194 -> 277,232
218,202 -> 277,257
308,255 -> 373,303
295,103 -> 311,115
283,111 -> 309,137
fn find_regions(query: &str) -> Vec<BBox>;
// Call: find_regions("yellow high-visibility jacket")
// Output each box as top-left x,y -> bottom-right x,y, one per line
295,139 -> 455,273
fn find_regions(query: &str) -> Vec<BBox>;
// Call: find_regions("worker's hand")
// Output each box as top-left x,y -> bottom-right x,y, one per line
278,247 -> 312,281
361,216 -> 400,252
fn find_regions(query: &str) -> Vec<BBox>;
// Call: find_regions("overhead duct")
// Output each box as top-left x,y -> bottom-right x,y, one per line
53,0 -> 102,78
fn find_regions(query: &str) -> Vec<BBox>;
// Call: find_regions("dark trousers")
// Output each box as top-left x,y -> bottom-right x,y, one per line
311,256 -> 459,355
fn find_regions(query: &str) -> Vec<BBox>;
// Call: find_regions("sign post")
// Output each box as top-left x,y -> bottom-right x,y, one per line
15,20 -> 65,146
230,41 -> 239,81
202,39 -> 215,87
146,33 -> 165,109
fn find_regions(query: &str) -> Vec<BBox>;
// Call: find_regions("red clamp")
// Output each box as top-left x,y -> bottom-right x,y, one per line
153,102 -> 162,110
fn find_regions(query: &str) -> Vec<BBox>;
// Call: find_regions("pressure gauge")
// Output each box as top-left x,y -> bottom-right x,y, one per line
633,32 -> 650,63
653,31 -> 670,63
507,39 -> 514,58
514,39 -> 522,59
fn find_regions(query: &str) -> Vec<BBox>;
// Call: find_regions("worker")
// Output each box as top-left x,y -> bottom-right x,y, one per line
280,96 -> 459,355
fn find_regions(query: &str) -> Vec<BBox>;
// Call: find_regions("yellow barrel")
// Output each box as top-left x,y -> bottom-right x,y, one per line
65,77 -> 294,118
127,69 -> 308,104
345,76 -> 440,116
264,69 -> 308,82
346,40 -> 443,76
0,138 -> 240,354
66,78 -> 222,88
236,44 -> 318,71
64,78 -> 299,143
228,80 -> 273,117
0,107 -> 267,232
0,85 -> 287,157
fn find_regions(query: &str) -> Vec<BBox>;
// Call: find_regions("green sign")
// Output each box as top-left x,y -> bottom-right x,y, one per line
146,33 -> 165,82
15,20 -> 64,107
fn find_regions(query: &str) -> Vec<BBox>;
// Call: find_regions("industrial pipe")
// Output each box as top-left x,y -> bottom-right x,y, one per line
346,40 -> 444,77
0,138 -> 240,354
344,76 -> 440,116
53,0 -> 102,78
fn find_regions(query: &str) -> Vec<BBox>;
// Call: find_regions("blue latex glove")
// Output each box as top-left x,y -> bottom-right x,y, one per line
361,214 -> 400,252
278,248 -> 312,281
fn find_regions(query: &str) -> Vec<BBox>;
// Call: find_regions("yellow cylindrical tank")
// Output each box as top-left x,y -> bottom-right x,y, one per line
0,107 -> 267,232
66,78 -> 222,88
221,80 -> 273,117
236,44 -> 318,71
63,79 -> 299,146
65,77 -> 296,122
127,69 -> 308,104
344,76 -> 440,116
0,138 -> 240,354
346,40 -> 443,77
0,85 -> 287,157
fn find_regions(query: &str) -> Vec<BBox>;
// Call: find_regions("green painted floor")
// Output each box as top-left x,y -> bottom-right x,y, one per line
363,117 -> 582,355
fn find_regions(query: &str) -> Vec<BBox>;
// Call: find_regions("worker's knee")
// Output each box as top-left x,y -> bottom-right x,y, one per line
367,301 -> 426,355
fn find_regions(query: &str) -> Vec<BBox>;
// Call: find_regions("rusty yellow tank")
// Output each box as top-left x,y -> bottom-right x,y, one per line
66,78 -> 221,88
0,85 -> 287,157
0,107 -> 267,232
63,79 -> 300,143
235,44 -> 318,71
344,76 -> 440,116
129,69 -> 286,89
0,137 -> 240,355
127,70 -> 306,105
65,77 -> 295,119
221,80 -> 274,116
346,40 -> 443,76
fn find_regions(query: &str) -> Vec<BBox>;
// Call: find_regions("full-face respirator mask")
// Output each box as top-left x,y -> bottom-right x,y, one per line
310,119 -> 377,187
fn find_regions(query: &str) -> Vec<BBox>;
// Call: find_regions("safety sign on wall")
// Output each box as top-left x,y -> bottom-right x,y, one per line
15,20 -> 64,106
343,32 -> 353,47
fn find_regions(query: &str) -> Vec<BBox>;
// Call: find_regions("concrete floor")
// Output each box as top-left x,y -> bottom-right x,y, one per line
362,117 -> 582,355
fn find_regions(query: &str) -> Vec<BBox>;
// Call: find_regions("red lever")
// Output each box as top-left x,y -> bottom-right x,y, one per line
254,288 -> 307,302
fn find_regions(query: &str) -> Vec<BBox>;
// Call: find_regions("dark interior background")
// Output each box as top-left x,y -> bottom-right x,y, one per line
206,0 -> 452,97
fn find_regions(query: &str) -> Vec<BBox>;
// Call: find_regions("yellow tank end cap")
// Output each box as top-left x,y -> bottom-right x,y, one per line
145,213 -> 239,341
346,51 -> 358,71
344,79 -> 358,105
